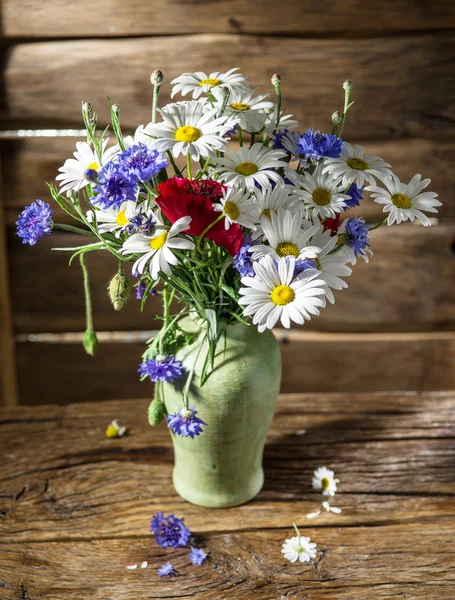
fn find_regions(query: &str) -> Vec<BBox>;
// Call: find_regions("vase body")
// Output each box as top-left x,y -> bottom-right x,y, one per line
162,317 -> 282,508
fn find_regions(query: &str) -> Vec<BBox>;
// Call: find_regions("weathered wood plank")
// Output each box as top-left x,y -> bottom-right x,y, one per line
7,223 -> 455,334
0,525 -> 454,600
0,393 -> 454,599
4,33 -> 455,138
4,0 -> 455,38
0,163 -> 18,408
3,136 -> 453,225
0,393 -> 453,543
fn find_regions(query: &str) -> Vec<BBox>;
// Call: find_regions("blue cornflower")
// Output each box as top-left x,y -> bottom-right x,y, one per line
16,200 -> 53,246
343,217 -> 370,257
294,258 -> 317,276
127,211 -> 156,236
189,547 -> 208,566
344,183 -> 363,210
157,562 -> 176,577
272,128 -> 290,152
138,356 -> 184,383
233,235 -> 259,278
151,512 -> 191,548
94,162 -> 137,209
119,144 -> 168,183
167,406 -> 206,439
296,128 -> 343,160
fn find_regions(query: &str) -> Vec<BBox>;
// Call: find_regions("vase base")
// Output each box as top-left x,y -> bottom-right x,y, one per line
172,468 -> 264,509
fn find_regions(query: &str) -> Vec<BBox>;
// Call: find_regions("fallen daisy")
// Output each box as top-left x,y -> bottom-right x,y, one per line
306,510 -> 321,519
296,429 -> 306,436
322,501 -> 342,514
126,564 -> 138,570
281,524 -> 317,563
106,419 -> 127,438
140,561 -> 148,569
312,466 -> 339,497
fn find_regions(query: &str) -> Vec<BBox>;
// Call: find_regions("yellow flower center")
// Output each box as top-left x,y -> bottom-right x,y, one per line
223,200 -> 240,220
174,126 -> 202,143
261,208 -> 272,220
86,161 -> 99,171
321,477 -> 330,490
346,157 -> 368,171
106,424 -> 119,438
230,102 -> 249,111
116,209 -> 129,227
235,162 -> 258,176
276,242 -> 300,258
199,78 -> 221,87
150,231 -> 168,250
392,193 -> 412,209
312,187 -> 332,206
336,234 -> 344,246
271,285 -> 295,306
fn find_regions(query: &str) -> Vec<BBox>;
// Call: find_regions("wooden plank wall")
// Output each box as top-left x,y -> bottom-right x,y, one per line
0,1 -> 455,405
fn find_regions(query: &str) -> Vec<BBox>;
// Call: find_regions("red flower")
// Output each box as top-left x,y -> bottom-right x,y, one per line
156,178 -> 244,256
321,213 -> 341,237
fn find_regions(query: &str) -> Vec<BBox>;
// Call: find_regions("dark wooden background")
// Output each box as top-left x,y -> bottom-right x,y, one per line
1,1 -> 455,406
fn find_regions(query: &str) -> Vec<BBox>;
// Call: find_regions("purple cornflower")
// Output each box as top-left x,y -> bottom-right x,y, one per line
343,217 -> 370,257
272,128 -> 290,152
167,406 -> 206,439
233,235 -> 258,278
127,211 -> 156,236
139,356 -> 184,383
157,562 -> 176,577
16,200 -> 53,246
296,128 -> 343,160
151,512 -> 191,548
119,144 -> 168,183
189,547 -> 208,566
94,162 -> 137,209
294,258 -> 317,276
344,183 -> 363,210
135,280 -> 148,300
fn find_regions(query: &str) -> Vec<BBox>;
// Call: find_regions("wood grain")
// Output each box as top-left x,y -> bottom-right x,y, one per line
7,223 -> 455,335
13,331 -> 455,404
0,163 -> 18,408
4,33 -> 455,138
0,392 -> 454,598
3,136 -> 453,225
3,0 -> 455,38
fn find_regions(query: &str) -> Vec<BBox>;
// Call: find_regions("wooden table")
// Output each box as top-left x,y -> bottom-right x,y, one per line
1,392 -> 454,599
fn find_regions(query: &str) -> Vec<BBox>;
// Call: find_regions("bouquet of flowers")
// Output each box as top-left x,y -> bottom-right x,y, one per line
17,68 -> 441,437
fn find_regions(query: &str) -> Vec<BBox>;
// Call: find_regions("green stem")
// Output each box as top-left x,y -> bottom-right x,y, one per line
152,82 -> 162,124
369,217 -> 388,231
80,254 -> 94,332
53,223 -> 96,237
167,151 -> 183,177
182,333 -> 207,408
238,126 -> 243,147
196,214 -> 225,253
186,153 -> 192,179
292,523 -> 301,542
250,133 -> 256,147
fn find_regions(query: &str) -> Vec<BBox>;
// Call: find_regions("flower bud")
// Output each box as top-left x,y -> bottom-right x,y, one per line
343,80 -> 353,93
271,73 -> 281,87
331,111 -> 343,125
148,399 -> 167,426
83,328 -> 98,356
151,69 -> 164,86
108,272 -> 131,311
82,102 -> 92,114
112,103 -> 120,114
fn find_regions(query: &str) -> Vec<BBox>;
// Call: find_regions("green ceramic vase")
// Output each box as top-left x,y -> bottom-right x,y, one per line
162,317 -> 282,508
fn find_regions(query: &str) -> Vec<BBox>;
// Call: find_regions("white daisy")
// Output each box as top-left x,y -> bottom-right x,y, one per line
300,225 -> 352,306
274,130 -> 302,157
171,68 -> 248,100
56,139 -> 118,193
120,216 -> 195,280
281,528 -> 317,563
143,101 -> 230,160
123,124 -> 156,150
211,143 -> 288,192
312,467 -> 339,497
87,201 -> 140,237
365,173 -> 441,226
264,109 -> 300,132
238,255 -> 326,331
297,168 -> 350,219
250,210 -> 321,262
213,87 -> 273,133
213,187 -> 259,230
323,142 -> 392,188
255,185 -> 301,221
